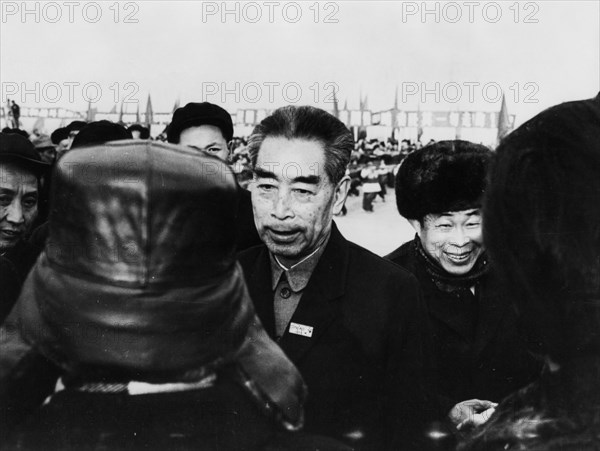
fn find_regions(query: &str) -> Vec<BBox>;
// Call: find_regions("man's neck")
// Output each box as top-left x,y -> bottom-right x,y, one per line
274,229 -> 332,269
274,245 -> 323,271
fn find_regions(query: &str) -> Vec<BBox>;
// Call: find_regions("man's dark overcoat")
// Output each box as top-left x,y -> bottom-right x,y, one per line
386,238 -> 543,412
3,377 -> 351,451
239,223 -> 430,450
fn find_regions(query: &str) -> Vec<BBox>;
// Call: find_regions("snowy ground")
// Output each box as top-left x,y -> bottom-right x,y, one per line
334,190 -> 414,257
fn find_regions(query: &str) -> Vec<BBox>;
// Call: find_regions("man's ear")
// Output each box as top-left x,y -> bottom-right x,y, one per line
225,140 -> 233,162
408,219 -> 422,234
332,176 -> 351,215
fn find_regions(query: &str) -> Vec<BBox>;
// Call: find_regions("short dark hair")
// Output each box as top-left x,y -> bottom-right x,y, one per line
128,124 -> 150,139
484,94 -> 600,363
71,121 -> 132,149
167,102 -> 233,144
247,105 -> 353,184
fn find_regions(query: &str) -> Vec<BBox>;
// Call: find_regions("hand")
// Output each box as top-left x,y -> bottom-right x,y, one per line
448,399 -> 498,430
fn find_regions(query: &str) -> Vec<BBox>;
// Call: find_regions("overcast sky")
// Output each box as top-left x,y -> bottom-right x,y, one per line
1,1 -> 598,126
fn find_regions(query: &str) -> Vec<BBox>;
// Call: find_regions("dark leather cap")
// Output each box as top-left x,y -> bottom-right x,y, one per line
18,140 -> 306,429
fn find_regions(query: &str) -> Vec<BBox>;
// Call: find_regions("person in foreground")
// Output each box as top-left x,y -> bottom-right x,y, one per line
459,94 -> 600,450
3,140 -> 347,450
239,105 -> 430,450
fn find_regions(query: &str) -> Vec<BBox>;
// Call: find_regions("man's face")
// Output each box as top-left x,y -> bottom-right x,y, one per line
412,209 -> 484,276
0,163 -> 39,252
179,125 -> 230,161
67,130 -> 80,150
252,137 -> 348,266
38,147 -> 56,164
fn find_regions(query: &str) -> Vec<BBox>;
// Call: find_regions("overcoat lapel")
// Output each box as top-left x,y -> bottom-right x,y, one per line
473,277 -> 508,357
278,223 -> 349,364
421,273 -> 475,342
241,247 -> 276,336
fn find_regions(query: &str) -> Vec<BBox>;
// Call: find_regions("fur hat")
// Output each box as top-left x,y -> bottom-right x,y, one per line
395,140 -> 492,220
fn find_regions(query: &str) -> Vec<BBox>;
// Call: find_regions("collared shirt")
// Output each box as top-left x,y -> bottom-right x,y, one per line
269,233 -> 330,339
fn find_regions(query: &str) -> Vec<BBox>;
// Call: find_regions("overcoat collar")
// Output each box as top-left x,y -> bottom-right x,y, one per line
421,264 -> 508,357
243,222 -> 349,363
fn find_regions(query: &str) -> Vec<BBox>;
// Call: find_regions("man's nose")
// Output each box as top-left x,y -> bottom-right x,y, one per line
5,200 -> 25,225
272,190 -> 294,220
450,227 -> 470,246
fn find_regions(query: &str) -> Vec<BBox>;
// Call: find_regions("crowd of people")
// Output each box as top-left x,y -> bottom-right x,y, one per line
0,93 -> 598,450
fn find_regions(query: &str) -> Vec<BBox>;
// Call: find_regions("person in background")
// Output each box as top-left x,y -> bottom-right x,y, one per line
50,127 -> 70,156
31,135 -> 56,165
387,140 -> 542,442
168,102 -> 261,251
1,127 -> 29,140
0,133 -> 49,322
128,124 -> 151,140
376,158 -> 388,202
70,120 -> 132,149
10,101 -> 21,129
360,160 -> 381,212
459,94 -> 600,451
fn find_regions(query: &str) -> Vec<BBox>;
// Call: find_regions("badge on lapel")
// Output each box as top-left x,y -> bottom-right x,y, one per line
289,322 -> 313,338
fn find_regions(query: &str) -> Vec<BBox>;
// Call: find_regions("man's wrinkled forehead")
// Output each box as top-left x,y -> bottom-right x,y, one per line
254,137 -> 329,182
253,166 -> 322,186
0,161 -> 39,187
424,208 -> 481,223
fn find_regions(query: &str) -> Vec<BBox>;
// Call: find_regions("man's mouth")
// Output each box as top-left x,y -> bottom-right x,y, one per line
444,250 -> 472,264
0,229 -> 23,240
265,227 -> 301,243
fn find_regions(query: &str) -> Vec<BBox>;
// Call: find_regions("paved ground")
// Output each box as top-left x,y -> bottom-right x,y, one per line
334,190 -> 414,257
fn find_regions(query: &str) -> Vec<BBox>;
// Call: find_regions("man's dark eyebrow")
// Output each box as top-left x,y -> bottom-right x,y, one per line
186,142 -> 221,151
292,175 -> 320,185
0,188 -> 16,194
254,168 -> 277,179
440,209 -> 480,217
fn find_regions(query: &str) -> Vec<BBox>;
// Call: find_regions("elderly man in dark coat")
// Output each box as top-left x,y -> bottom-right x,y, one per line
386,141 -> 543,436
2,140 -> 348,451
239,105 -> 431,450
